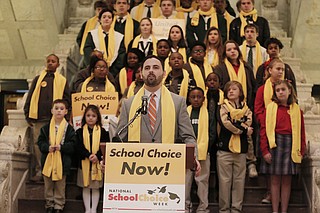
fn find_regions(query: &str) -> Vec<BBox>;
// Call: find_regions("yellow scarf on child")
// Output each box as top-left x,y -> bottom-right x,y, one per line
29,70 -> 66,119
132,35 -> 158,56
189,58 -> 212,91
224,11 -> 233,40
241,40 -> 263,75
224,59 -> 247,100
128,86 -> 175,143
97,26 -> 115,67
224,100 -> 248,153
81,124 -> 102,187
266,102 -> 302,163
239,9 -> 258,37
80,16 -> 99,55
42,118 -> 67,180
135,3 -> 161,21
191,7 -> 218,28
81,75 -> 116,93
111,14 -> 134,49
187,104 -> 208,160
119,68 -> 128,95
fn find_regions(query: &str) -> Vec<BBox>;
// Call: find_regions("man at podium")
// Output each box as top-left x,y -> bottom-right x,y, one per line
116,55 -> 200,173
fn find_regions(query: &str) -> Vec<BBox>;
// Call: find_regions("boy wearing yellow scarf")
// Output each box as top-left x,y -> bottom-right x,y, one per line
37,99 -> 75,213
186,0 -> 227,45
24,54 -> 71,182
185,87 -> 214,213
217,81 -> 253,213
229,0 -> 270,47
240,24 -> 268,77
183,41 -> 214,91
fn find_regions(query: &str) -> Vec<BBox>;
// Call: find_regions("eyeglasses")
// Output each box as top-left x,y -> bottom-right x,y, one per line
94,66 -> 107,70
192,49 -> 205,53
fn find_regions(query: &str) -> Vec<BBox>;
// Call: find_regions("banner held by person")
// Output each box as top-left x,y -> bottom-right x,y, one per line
72,92 -> 118,130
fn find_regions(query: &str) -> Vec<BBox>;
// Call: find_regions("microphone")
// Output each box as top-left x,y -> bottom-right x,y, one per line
141,95 -> 148,115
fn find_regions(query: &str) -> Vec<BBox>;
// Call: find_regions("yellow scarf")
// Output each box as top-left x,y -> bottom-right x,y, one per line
189,57 -> 212,91
81,75 -> 116,93
119,68 -> 128,95
42,118 -> 67,180
165,69 -> 190,98
263,78 -> 273,108
239,9 -> 258,37
187,104 -> 208,160
192,1 -> 199,10
176,7 -> 194,19
29,70 -> 66,119
80,16 -> 99,55
241,40 -> 262,76
112,14 -> 134,49
224,59 -> 247,100
266,102 -> 302,163
97,26 -> 115,67
81,124 -> 102,187
224,100 -> 248,153
191,7 -> 218,28
132,34 -> 158,56
128,86 -> 175,143
134,3 -> 161,21
224,11 -> 233,40
127,81 -> 137,98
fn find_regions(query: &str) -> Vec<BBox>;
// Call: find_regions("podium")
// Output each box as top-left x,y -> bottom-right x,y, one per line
100,143 -> 195,212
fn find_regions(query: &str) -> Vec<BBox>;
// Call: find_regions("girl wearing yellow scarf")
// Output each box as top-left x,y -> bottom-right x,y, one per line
214,40 -> 255,109
79,59 -> 116,93
255,58 -> 285,125
83,9 -> 124,70
217,81 -> 252,213
204,27 -> 223,67
167,25 -> 188,62
76,105 -> 110,213
130,18 -> 158,57
260,80 -> 305,213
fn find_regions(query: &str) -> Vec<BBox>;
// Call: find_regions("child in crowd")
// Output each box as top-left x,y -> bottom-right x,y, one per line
122,63 -> 144,98
167,25 -> 188,61
184,41 -> 214,91
76,105 -> 109,213
24,54 -> 71,182
260,80 -> 306,213
256,37 -> 296,90
217,81 -> 253,213
204,27 -> 224,67
158,0 -> 177,19
185,87 -> 215,213
165,52 -> 196,99
38,99 -> 75,213
115,48 -> 144,97
156,39 -> 171,71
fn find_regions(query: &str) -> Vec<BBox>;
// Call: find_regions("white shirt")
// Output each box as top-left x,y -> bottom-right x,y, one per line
144,87 -> 161,112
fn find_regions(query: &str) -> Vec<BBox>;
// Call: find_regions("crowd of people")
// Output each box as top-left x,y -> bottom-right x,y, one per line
23,0 -> 306,213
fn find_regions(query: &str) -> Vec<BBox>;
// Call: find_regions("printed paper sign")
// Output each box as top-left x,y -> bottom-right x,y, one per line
71,92 -> 118,130
103,143 -> 186,212
151,18 -> 186,40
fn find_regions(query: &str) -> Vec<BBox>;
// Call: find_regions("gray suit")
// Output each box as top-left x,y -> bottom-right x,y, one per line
116,92 -> 197,148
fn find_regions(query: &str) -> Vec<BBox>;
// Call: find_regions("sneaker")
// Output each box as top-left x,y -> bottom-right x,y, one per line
248,164 -> 258,178
261,192 -> 271,204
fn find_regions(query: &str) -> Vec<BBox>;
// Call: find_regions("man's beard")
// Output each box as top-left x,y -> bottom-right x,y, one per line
143,73 -> 163,87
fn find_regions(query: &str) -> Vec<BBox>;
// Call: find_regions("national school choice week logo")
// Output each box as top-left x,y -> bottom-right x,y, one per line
108,186 -> 181,205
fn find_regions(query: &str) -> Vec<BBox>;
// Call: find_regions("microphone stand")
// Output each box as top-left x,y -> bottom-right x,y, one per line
116,106 -> 143,142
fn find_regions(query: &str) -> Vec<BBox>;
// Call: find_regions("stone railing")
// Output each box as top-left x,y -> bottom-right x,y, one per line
0,95 -> 31,213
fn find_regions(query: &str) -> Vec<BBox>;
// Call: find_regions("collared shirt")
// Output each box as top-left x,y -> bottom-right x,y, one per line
240,43 -> 268,72
144,87 -> 161,112
117,15 -> 127,23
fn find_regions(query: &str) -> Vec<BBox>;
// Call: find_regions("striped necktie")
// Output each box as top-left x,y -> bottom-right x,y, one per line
148,93 -> 157,133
